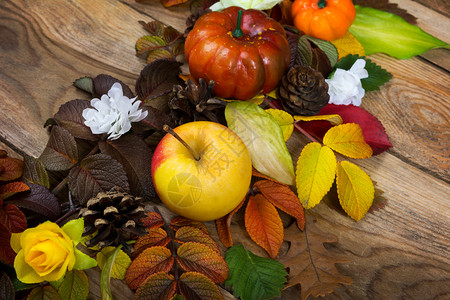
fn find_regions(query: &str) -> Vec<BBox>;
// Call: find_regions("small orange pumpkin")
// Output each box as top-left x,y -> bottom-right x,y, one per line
291,0 -> 356,41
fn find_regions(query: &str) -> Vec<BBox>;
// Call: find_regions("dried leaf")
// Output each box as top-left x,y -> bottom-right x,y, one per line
225,244 -> 287,300
253,180 -> 305,230
161,0 -> 189,8
294,114 -> 343,126
265,109 -> 294,141
23,156 -> 50,188
133,228 -> 170,259
53,99 -> 99,141
245,194 -> 284,258
330,32 -> 365,60
0,271 -> 15,300
175,226 -> 221,254
0,155 -> 23,181
169,216 -> 209,233
135,59 -> 183,101
0,204 -> 27,233
58,270 -> 89,300
0,222 -> 15,264
134,272 -> 176,300
68,153 -> 130,205
336,161 -> 375,221
176,242 -> 229,283
92,74 -> 134,99
99,134 -> 155,200
279,216 -> 352,299
178,272 -> 224,300
216,198 -> 245,248
40,126 -> 78,171
0,181 -> 30,200
141,211 -> 165,229
97,246 -> 131,280
251,168 -> 278,182
125,246 -> 174,290
323,123 -> 373,159
295,143 -> 336,209
27,286 -> 60,300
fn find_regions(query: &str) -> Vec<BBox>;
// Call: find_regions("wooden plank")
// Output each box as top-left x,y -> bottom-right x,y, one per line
412,0 -> 450,18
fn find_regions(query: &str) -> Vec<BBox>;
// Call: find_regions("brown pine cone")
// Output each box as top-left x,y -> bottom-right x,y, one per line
278,66 -> 330,116
79,190 -> 147,251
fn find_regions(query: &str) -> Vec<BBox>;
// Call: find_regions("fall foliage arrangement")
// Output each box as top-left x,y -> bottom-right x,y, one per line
1,0 -> 448,299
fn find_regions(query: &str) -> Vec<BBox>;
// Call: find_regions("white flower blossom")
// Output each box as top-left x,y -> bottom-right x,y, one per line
325,59 -> 369,106
210,0 -> 281,11
82,82 -> 147,140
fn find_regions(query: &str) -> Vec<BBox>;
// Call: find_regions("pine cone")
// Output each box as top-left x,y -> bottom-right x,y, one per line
185,8 -> 211,37
169,78 -> 226,125
278,66 -> 330,116
79,190 -> 147,251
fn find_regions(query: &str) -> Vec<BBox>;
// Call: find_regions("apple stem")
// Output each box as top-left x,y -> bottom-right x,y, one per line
163,125 -> 201,161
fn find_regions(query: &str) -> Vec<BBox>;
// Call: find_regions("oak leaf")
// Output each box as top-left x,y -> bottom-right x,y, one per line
175,226 -> 221,254
216,198 -> 245,248
245,194 -> 284,258
126,246 -> 174,290
134,272 -> 176,300
323,123 -> 373,159
133,227 -> 170,259
253,180 -> 305,230
178,272 -> 224,300
279,216 -> 352,299
336,161 -> 375,221
176,242 -> 229,284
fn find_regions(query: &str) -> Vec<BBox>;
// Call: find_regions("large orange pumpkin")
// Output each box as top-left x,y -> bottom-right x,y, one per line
184,6 -> 290,100
291,0 -> 356,41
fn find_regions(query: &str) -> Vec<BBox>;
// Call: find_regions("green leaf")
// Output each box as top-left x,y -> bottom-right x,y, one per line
349,6 -> 449,59
101,245 -> 123,300
27,286 -> 61,300
225,101 -> 295,185
73,77 -> 93,95
135,36 -> 166,55
23,156 -> 50,188
61,218 -> 84,243
305,36 -> 338,67
58,270 -> 89,300
73,247 -> 97,271
97,246 -> 131,280
225,245 -> 287,300
334,54 -> 392,91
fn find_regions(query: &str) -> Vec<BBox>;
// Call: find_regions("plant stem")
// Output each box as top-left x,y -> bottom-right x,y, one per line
52,176 -> 69,195
163,125 -> 201,161
318,0 -> 327,9
232,10 -> 244,38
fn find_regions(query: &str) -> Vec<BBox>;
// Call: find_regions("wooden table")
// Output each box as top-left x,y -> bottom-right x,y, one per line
1,0 -> 449,299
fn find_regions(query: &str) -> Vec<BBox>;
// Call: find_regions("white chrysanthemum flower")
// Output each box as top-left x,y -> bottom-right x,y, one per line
210,0 -> 281,11
82,82 -> 148,140
325,59 -> 369,106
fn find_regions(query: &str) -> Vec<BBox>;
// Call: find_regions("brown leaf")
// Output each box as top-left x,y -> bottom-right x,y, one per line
92,74 -> 134,99
178,272 -> 224,300
134,272 -> 176,300
169,216 -> 208,233
253,180 -> 305,230
133,228 -> 170,259
40,126 -> 78,171
0,271 -> 15,300
126,246 -> 174,290
0,155 -> 23,181
278,215 -> 352,299
23,156 -> 50,188
215,198 -> 245,248
141,211 -> 165,229
0,222 -> 15,264
176,242 -> 229,284
0,182 -> 30,200
26,286 -> 60,300
175,226 -> 221,254
353,0 -> 417,24
245,194 -> 284,258
0,204 -> 27,233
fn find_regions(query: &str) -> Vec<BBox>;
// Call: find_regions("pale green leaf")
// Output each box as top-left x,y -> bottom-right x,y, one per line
101,245 -> 123,300
305,36 -> 339,67
61,218 -> 84,243
265,109 -> 294,141
97,246 -> 131,280
225,245 -> 287,300
349,6 -> 449,59
58,270 -> 89,300
73,247 -> 97,271
225,101 -> 295,185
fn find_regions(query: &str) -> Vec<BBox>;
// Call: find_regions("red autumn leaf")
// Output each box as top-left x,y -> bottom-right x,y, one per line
215,198 -> 245,248
169,216 -> 208,233
134,272 -> 176,300
140,212 -> 165,229
160,0 -> 189,8
133,227 -> 170,259
254,180 -> 305,230
0,156 -> 24,181
298,104 -> 392,155
0,222 -> 15,264
175,226 -> 221,254
0,182 -> 30,200
178,272 -> 224,300
0,204 -> 27,233
176,242 -> 229,284
125,246 -> 174,290
245,194 -> 284,258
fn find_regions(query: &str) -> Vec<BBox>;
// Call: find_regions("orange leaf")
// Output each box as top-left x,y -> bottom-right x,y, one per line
0,204 -> 27,233
0,157 -> 24,181
133,228 -> 170,259
254,180 -> 305,230
178,272 -> 224,300
160,0 -> 188,8
140,211 -> 165,229
0,182 -> 30,200
176,242 -> 229,284
252,168 -> 278,182
175,226 -> 221,254
245,194 -> 284,258
215,198 -> 245,248
126,246 -> 174,290
134,272 -> 176,300
169,216 -> 208,233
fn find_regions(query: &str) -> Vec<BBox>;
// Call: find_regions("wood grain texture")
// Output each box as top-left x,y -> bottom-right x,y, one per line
0,0 -> 449,299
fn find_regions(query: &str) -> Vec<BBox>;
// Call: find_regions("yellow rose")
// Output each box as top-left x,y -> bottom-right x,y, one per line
10,219 -> 97,284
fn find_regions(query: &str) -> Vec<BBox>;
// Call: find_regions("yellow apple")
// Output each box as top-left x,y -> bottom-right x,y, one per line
151,121 -> 252,221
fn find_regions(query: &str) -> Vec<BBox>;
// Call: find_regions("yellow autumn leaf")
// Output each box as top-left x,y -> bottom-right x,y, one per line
266,108 -> 294,141
323,123 -> 373,159
336,161 -> 374,221
294,114 -> 343,126
331,32 -> 365,60
296,142 -> 336,209
97,246 -> 131,280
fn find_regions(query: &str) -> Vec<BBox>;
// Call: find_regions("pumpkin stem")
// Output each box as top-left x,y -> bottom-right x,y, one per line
318,0 -> 326,8
232,9 -> 244,38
